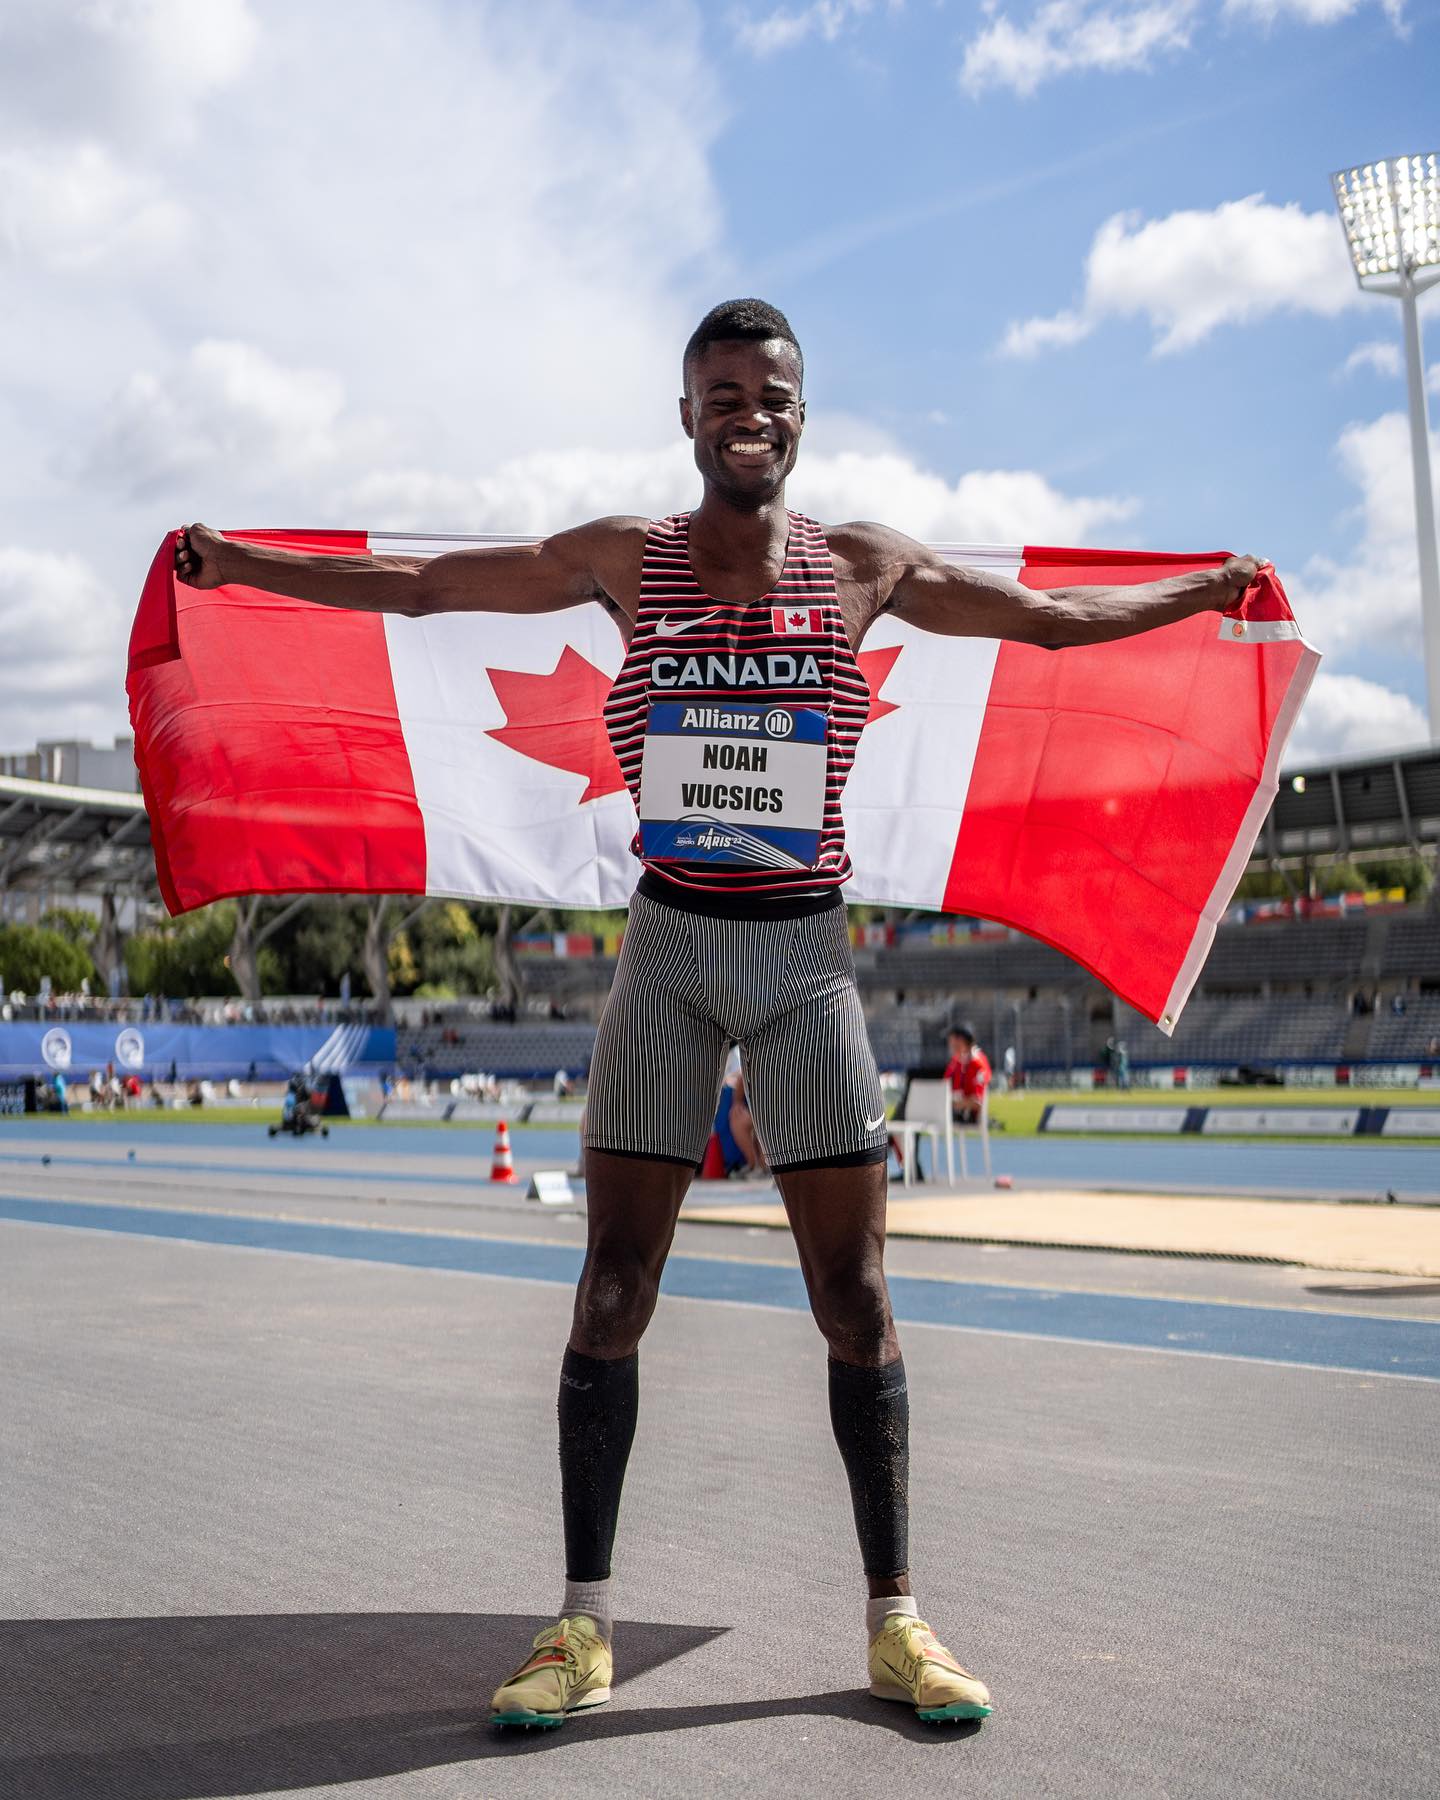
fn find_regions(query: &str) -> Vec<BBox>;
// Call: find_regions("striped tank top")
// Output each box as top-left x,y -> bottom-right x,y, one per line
603,510 -> 870,902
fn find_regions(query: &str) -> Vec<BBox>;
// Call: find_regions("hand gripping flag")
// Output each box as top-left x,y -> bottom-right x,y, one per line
127,529 -> 1319,1030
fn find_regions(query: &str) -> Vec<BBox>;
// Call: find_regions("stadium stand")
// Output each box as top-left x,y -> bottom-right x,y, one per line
1114,996 -> 1353,1065
396,1020 -> 599,1078
1382,915 -> 1440,979
1366,995 -> 1440,1061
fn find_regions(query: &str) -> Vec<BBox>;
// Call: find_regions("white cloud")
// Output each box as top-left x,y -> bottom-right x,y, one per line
733,0 -> 894,55
0,1 -> 258,149
1286,672 -> 1428,761
1001,195 -> 1358,356
0,549 -> 130,748
1341,339 -> 1403,380
961,0 -> 1196,97
1224,0 -> 1403,25
350,439 -> 1134,546
0,142 -> 184,271
788,452 -> 1136,543
83,340 -> 362,500
961,0 -> 1403,96
1283,409 -> 1436,663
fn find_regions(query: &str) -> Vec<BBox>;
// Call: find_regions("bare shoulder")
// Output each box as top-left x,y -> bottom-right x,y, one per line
824,520 -> 949,633
825,519 -> 946,581
549,514 -> 650,614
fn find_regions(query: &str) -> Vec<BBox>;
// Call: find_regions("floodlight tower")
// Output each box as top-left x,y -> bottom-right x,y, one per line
1331,155 -> 1440,739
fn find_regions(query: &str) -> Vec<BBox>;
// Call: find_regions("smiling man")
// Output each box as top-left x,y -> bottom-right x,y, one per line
175,298 -> 1259,1731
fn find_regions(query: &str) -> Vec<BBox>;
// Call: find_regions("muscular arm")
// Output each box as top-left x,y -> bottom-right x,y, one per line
174,518 -> 646,624
828,522 -> 1259,649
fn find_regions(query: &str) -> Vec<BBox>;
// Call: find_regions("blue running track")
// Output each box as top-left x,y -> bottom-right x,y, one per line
2,1195 -> 1436,1382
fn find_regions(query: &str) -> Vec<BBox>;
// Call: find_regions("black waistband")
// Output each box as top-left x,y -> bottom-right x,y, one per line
635,868 -> 844,923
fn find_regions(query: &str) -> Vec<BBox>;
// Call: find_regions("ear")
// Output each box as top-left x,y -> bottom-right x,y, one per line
797,398 -> 806,432
679,394 -> 695,440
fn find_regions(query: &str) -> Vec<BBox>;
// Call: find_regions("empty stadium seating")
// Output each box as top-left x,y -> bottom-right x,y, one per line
1366,995 -> 1440,1061
1114,995 -> 1352,1064
1381,916 -> 1440,980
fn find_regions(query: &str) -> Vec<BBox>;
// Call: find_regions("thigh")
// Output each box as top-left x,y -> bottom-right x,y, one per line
774,1157 -> 889,1295
744,975 -> 886,1171
581,1146 -> 694,1273
582,899 -> 729,1166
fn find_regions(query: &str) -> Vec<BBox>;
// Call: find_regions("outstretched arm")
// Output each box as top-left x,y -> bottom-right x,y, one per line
173,518 -> 646,623
829,522 -> 1260,648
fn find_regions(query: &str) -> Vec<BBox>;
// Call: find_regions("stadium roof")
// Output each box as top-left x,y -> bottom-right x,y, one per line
0,773 -> 152,894
1261,742 -> 1439,863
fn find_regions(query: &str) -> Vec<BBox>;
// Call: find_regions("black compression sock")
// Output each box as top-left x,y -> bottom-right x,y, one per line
558,1346 -> 639,1582
828,1354 -> 910,1578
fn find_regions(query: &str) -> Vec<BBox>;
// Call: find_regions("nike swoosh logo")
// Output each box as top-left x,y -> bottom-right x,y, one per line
654,609 -> 723,637
864,1114 -> 887,1131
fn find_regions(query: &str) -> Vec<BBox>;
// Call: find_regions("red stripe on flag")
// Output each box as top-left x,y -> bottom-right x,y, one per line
127,530 -> 426,914
942,551 -> 1308,1023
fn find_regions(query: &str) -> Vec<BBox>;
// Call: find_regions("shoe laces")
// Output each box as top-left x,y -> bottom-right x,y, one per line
531,1617 -> 589,1668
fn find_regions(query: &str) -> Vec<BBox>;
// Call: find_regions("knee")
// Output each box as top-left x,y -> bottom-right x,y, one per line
572,1251 -> 661,1358
809,1262 -> 894,1365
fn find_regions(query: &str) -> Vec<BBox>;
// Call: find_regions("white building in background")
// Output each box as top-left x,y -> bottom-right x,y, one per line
0,738 -> 139,793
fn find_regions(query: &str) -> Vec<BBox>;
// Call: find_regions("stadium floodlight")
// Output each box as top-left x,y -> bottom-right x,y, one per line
1332,154 -> 1440,741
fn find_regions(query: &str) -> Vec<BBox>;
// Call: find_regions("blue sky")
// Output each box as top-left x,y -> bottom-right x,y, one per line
0,0 -> 1435,761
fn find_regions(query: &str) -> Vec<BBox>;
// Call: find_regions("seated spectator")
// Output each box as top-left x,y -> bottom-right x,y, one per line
714,1047 -> 766,1176
944,1025 -> 991,1125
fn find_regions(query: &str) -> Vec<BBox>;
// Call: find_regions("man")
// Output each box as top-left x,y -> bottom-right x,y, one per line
174,298 -> 1260,1730
944,1025 -> 991,1126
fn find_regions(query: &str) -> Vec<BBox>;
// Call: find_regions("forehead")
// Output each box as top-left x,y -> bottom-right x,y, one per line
689,336 -> 802,396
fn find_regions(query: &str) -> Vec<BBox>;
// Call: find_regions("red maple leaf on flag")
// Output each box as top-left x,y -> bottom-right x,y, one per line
857,644 -> 901,726
485,646 -> 626,803
789,611 -> 806,627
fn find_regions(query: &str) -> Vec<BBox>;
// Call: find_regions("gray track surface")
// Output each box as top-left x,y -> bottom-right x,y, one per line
2,1141 -> 1438,1798
3,1115 -> 1438,1200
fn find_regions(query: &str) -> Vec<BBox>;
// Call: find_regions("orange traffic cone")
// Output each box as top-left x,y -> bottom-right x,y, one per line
490,1119 -> 517,1184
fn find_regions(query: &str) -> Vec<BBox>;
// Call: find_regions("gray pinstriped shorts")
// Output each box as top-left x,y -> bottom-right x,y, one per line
582,890 -> 888,1172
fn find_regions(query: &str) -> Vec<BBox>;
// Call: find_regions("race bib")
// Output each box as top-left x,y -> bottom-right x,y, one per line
637,701 -> 827,871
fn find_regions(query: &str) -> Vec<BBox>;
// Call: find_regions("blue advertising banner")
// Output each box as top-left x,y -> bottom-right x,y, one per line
0,1022 -> 396,1082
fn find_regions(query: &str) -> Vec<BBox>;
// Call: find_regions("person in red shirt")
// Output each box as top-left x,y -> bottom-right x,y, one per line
944,1025 -> 991,1124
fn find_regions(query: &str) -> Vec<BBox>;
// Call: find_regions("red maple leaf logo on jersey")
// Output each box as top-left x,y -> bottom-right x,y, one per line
484,641 -> 901,803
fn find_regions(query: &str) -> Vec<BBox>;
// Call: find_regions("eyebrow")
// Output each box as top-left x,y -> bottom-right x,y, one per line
704,377 -> 797,396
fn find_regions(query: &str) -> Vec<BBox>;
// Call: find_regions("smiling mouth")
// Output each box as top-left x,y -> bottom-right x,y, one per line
723,440 -> 777,458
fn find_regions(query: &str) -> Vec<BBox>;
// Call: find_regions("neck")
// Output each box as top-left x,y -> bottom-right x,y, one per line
689,486 -> 789,566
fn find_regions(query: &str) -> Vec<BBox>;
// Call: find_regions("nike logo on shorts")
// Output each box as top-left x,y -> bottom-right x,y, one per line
864,1113 -> 887,1131
654,609 -> 723,637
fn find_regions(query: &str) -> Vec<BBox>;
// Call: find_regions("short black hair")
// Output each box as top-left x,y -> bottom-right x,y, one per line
947,1024 -> 977,1044
683,298 -> 803,393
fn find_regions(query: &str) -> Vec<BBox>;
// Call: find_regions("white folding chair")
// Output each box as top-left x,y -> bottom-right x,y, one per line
887,1115 -> 937,1188
905,1078 -> 992,1181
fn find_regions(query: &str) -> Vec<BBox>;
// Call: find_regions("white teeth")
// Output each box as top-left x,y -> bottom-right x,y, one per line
727,442 -> 771,454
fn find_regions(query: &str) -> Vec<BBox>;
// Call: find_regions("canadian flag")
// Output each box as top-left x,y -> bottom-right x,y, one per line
772,605 -> 824,635
128,529 -> 1318,1029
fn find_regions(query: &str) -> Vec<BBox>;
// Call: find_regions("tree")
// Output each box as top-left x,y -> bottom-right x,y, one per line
125,902 -> 263,998
0,924 -> 96,994
394,902 -> 495,996
39,906 -> 99,951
